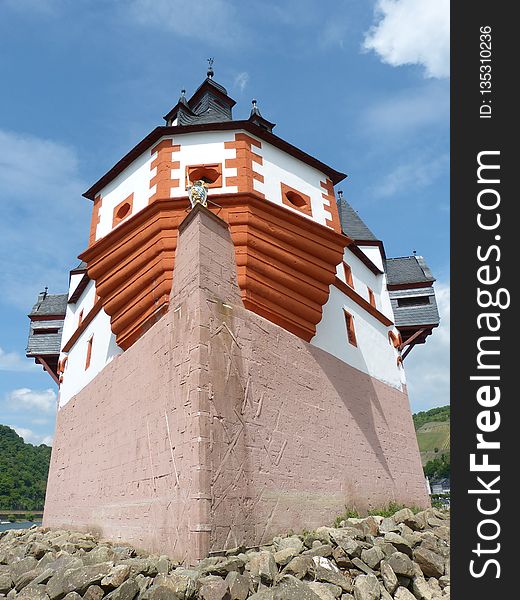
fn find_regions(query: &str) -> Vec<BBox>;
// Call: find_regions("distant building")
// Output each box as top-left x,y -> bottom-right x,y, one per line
28,67 -> 440,562
430,478 -> 451,494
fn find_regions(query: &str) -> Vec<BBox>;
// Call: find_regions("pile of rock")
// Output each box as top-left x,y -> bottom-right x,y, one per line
0,507 -> 450,600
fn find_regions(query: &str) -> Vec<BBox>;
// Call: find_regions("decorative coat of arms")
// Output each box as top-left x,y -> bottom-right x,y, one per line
188,180 -> 209,208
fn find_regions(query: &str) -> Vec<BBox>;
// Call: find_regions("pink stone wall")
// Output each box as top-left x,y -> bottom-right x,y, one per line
44,206 -> 429,563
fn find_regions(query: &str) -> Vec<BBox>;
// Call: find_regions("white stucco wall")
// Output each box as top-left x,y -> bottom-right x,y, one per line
313,244 -> 405,389
59,279 -> 121,407
312,285 -> 403,390
358,244 -> 385,272
96,150 -> 154,240
91,128 -> 337,245
338,246 -> 395,323
259,138 -> 332,227
61,279 -> 97,349
166,131 -> 239,199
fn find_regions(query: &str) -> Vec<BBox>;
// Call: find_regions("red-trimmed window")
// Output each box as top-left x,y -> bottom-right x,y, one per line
343,262 -> 354,288
280,182 -> 312,216
343,310 -> 357,347
85,335 -> 94,370
368,287 -> 376,308
186,163 -> 222,188
112,193 -> 134,228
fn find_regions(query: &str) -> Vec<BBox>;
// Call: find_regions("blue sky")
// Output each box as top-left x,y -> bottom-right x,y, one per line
0,0 -> 449,446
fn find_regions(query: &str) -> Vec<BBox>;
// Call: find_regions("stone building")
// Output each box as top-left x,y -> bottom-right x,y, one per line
27,68 -> 439,563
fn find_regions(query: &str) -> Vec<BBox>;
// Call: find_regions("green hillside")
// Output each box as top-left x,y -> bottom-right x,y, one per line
413,406 -> 450,469
0,424 -> 51,511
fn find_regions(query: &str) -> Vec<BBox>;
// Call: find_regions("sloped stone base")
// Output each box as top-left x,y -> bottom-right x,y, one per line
44,206 -> 428,564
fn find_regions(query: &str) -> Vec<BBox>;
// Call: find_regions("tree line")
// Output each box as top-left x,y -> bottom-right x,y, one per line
0,424 -> 51,511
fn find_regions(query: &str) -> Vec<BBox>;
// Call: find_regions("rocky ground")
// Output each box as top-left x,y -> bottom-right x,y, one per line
0,507 -> 449,600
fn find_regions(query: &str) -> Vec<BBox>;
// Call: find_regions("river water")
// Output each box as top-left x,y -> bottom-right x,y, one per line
0,521 -> 42,532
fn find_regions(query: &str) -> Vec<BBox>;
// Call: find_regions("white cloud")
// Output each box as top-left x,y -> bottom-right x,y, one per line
7,387 -> 57,414
11,425 -> 53,446
0,347 -> 38,372
371,152 -> 449,199
406,281 -> 450,413
0,129 -> 88,310
234,72 -> 249,93
364,0 -> 450,78
128,0 -> 243,46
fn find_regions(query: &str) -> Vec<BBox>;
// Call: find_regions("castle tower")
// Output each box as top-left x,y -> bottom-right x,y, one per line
30,68 -> 439,563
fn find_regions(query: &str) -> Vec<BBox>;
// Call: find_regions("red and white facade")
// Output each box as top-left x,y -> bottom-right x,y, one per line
31,73 -> 438,562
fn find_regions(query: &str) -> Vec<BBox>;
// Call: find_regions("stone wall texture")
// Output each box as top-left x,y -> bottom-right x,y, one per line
44,205 -> 429,565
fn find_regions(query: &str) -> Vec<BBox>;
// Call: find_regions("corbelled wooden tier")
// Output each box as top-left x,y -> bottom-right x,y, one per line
80,193 -> 349,349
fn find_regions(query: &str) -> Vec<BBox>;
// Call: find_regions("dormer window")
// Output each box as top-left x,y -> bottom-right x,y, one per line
187,164 -> 222,188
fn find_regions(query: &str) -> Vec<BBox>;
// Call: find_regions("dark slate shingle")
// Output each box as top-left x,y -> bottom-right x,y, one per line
27,319 -> 65,356
389,287 -> 440,327
385,256 -> 435,286
337,200 -> 378,241
29,293 -> 68,317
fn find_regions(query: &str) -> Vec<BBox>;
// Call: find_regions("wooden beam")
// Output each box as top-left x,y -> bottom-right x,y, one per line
401,344 -> 415,361
36,356 -> 60,386
399,327 -> 427,351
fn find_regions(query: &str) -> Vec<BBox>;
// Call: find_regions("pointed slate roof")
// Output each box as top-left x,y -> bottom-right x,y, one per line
385,256 -> 435,286
164,77 -> 236,126
29,292 -> 68,317
337,200 -> 378,241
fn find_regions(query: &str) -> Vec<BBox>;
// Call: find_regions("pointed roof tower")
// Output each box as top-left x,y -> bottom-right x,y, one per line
164,59 -> 236,126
